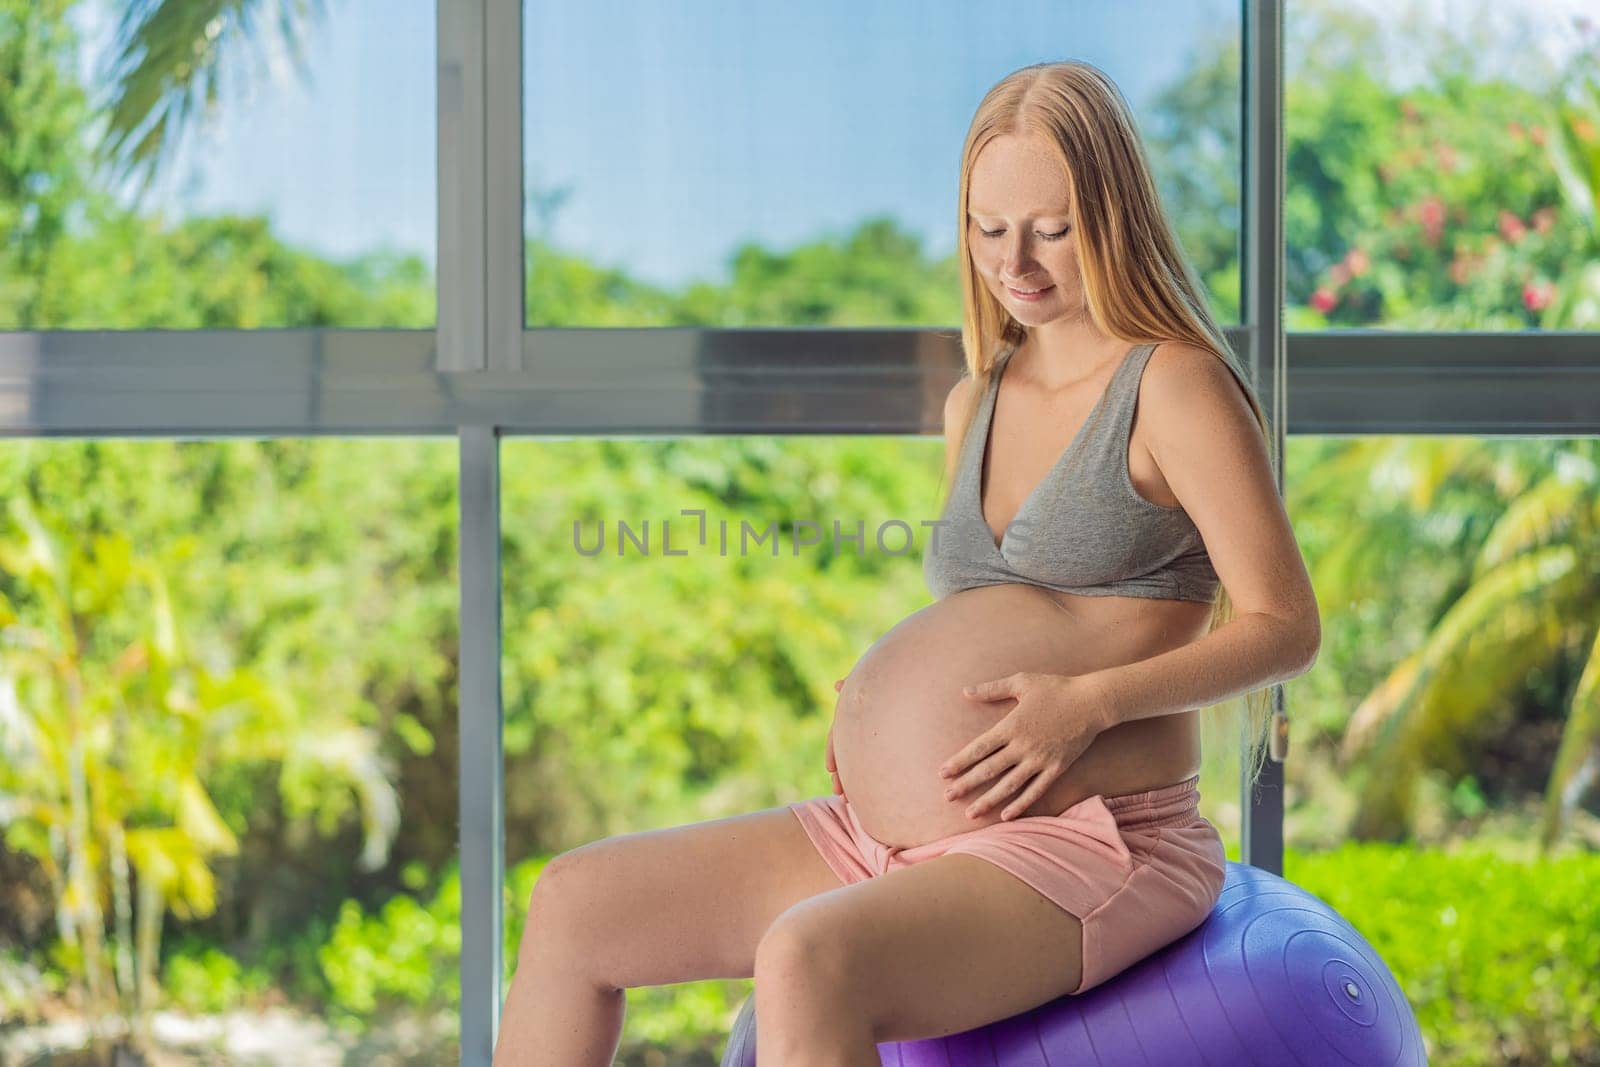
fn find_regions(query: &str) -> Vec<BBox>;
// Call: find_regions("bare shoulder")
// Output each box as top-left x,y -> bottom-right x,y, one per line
1142,340 -> 1258,432
1144,339 -> 1243,384
940,374 -> 978,482
942,374 -> 977,434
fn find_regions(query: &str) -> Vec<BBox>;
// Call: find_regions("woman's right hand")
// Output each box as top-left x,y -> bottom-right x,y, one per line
827,677 -> 846,796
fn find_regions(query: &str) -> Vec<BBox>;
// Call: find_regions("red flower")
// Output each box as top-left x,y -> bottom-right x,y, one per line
1497,211 -> 1527,244
1310,288 -> 1338,313
1418,196 -> 1446,245
1522,281 -> 1553,312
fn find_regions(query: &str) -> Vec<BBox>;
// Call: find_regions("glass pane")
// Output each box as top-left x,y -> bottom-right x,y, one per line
1286,0 -> 1600,329
521,1 -> 1243,328
1276,432 -> 1599,1064
499,433 -> 948,1061
1,1 -> 435,331
0,438 -> 459,1061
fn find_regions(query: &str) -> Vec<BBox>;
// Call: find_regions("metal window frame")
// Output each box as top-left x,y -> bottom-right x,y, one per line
1241,0 -> 1288,890
2,326 -> 1594,435
1,1 -> 1598,1062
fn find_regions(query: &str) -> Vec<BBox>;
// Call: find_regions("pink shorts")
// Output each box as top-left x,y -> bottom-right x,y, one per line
786,773 -> 1226,995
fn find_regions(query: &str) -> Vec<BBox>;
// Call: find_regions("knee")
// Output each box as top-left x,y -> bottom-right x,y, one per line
528,848 -> 580,913
517,848 -> 593,959
753,908 -> 854,992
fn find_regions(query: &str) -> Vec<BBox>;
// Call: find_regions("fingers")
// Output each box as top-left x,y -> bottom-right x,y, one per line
827,719 -> 844,796
965,762 -> 1035,820
943,750 -> 1004,801
963,671 -> 1025,701
940,731 -> 1005,781
997,766 -> 1055,820
829,678 -> 847,796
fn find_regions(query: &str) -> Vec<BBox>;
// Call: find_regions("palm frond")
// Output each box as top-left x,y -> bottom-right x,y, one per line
1342,545 -> 1585,837
1540,624 -> 1600,852
1474,466 -> 1589,576
89,0 -> 326,203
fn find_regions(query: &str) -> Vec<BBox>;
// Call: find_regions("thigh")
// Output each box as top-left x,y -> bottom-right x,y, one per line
522,805 -> 847,990
757,853 -> 1084,1045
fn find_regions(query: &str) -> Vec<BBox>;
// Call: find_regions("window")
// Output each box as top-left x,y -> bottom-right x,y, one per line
0,0 -> 435,332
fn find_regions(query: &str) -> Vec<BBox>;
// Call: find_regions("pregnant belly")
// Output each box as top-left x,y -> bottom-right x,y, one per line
830,584 -> 1204,849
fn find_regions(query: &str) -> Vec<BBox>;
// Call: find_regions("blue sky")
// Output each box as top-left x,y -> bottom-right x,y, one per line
62,0 -> 1588,291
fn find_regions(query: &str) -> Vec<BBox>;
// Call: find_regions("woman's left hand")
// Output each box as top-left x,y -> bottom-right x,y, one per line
938,672 -> 1109,821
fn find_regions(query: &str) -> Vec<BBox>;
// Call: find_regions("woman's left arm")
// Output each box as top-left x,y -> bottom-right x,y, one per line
1088,341 -> 1321,729
1085,611 -> 1316,730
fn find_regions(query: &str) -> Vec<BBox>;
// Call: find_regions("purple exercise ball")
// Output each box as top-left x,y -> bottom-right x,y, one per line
720,860 -> 1426,1066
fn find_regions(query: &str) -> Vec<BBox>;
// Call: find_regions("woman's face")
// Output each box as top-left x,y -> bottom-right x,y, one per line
966,133 -> 1083,325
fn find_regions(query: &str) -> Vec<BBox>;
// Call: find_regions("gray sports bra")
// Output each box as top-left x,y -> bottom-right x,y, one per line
922,338 -> 1220,603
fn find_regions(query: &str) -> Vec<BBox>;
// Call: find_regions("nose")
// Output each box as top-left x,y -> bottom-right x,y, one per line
999,235 -> 1042,281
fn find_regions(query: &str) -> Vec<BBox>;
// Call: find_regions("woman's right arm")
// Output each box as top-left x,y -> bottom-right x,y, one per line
942,374 -> 974,487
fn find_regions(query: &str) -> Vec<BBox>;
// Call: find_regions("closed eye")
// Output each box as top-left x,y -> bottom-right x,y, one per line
979,227 -> 1070,241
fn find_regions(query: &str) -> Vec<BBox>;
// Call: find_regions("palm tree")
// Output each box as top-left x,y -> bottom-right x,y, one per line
0,492 -> 400,1055
1307,437 -> 1600,853
88,0 -> 329,206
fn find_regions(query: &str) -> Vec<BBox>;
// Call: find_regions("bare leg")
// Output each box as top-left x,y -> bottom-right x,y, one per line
753,924 -> 882,1067
493,806 -> 846,1065
754,987 -> 880,1067
492,916 -> 624,1067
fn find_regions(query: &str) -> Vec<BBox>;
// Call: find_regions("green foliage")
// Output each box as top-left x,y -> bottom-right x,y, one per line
162,945 -> 271,1016
320,884 -> 460,1025
1283,1 -> 1600,328
1291,842 -> 1600,1066
1283,436 -> 1600,845
319,853 -> 755,1054
498,435 -> 946,845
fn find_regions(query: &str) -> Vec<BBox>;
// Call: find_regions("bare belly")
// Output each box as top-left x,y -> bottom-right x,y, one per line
830,583 -> 1213,849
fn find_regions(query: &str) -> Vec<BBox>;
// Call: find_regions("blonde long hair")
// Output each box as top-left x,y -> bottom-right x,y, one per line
942,60 -> 1276,788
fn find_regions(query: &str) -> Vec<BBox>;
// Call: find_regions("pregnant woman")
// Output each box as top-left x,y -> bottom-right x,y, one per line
495,60 -> 1320,1066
